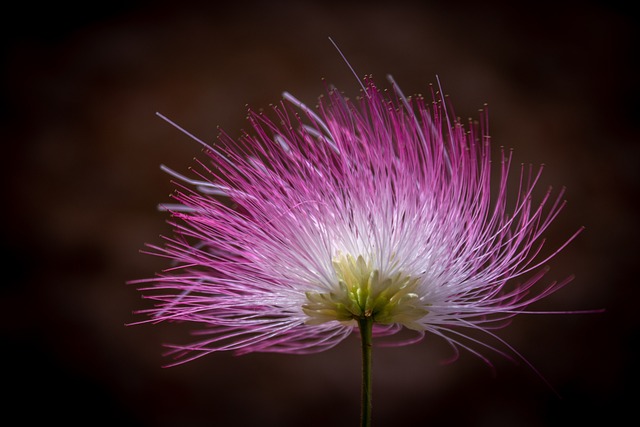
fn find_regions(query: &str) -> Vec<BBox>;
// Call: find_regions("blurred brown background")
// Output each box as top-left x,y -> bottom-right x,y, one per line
2,1 -> 637,426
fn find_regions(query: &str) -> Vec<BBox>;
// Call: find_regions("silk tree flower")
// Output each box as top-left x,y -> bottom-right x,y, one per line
132,72 -> 583,425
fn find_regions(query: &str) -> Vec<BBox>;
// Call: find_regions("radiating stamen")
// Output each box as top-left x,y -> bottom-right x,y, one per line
300,125 -> 339,154
282,92 -> 340,154
274,134 -> 291,153
161,164 -> 230,196
157,203 -> 201,213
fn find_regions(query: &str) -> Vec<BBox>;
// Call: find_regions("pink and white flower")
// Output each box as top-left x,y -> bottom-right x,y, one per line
132,75 -> 582,368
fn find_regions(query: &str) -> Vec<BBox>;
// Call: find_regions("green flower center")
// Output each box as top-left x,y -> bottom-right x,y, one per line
302,254 -> 428,330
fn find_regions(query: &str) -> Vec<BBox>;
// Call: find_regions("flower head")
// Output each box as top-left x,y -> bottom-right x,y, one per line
133,75 -> 581,366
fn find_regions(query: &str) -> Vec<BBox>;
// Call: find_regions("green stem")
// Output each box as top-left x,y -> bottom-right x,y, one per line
358,317 -> 373,427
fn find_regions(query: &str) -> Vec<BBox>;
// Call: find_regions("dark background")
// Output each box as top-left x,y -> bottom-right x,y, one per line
2,1 -> 637,426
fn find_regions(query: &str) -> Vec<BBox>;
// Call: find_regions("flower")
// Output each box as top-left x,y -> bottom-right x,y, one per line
133,75 -> 582,368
